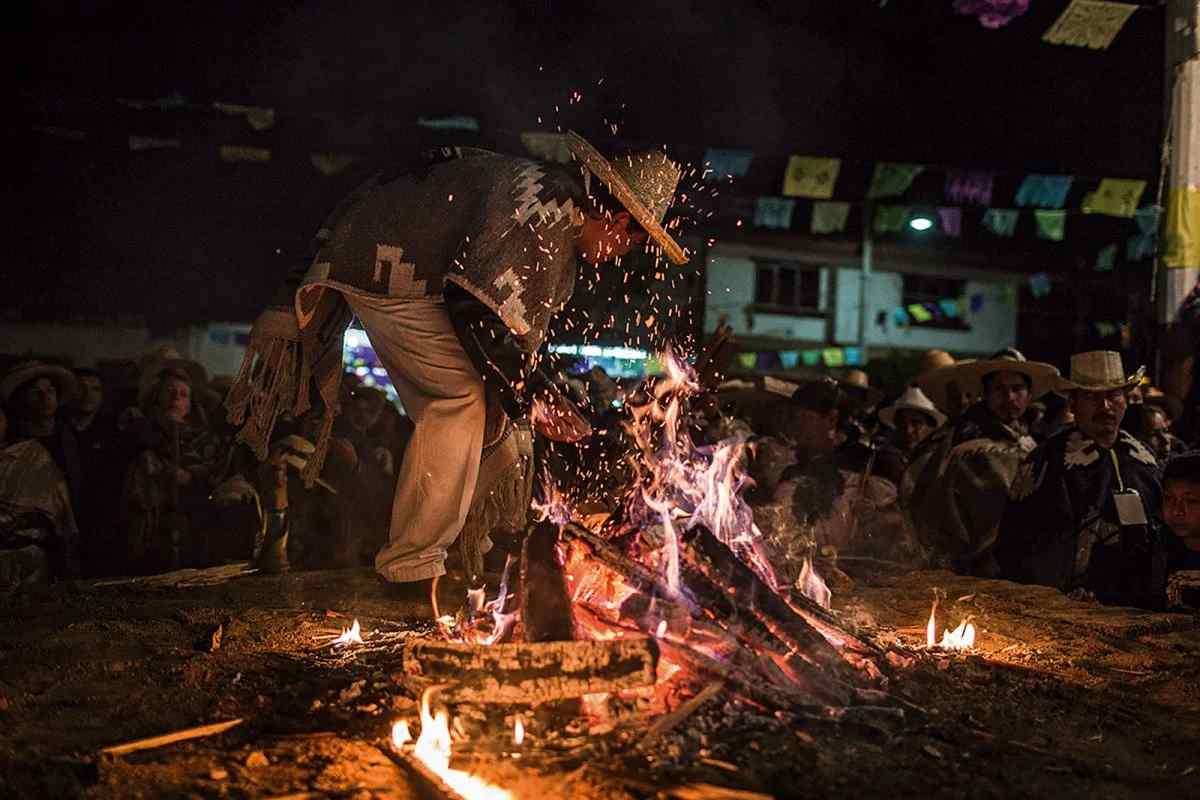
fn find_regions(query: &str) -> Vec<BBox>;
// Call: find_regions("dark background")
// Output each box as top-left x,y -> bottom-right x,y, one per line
17,0 -> 1166,338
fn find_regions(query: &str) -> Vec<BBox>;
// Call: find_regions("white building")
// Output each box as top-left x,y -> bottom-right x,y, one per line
702,240 -> 1021,359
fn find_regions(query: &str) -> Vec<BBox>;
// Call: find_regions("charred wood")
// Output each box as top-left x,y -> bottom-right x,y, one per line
400,638 -> 659,705
521,520 -> 576,643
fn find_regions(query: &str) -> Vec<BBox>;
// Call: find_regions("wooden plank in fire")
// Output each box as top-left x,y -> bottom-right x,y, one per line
399,638 -> 659,705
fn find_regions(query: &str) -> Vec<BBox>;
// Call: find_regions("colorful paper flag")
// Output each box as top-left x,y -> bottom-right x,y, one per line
782,156 -> 841,199
811,201 -> 851,234
704,149 -> 754,181
1127,234 -> 1155,262
520,132 -> 572,164
754,197 -> 796,230
779,350 -> 800,369
219,145 -> 271,163
737,352 -> 757,369
418,115 -> 480,131
844,347 -> 864,366
1135,205 -> 1162,235
1015,174 -> 1074,208
1094,243 -> 1117,272
867,162 -> 924,199
214,102 -> 276,131
874,206 -> 911,234
1043,0 -> 1137,50
969,293 -> 985,313
1033,210 -> 1067,241
1029,272 -> 1053,297
310,153 -> 358,176
129,136 -> 180,151
893,307 -> 911,325
937,207 -> 962,237
907,303 -> 933,323
801,350 -> 822,367
939,298 -> 962,318
1082,178 -> 1147,219
982,208 -> 1019,237
822,348 -> 846,367
944,170 -> 994,206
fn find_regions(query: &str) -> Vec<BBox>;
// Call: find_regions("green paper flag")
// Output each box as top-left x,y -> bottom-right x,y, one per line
737,352 -> 757,369
1082,179 -> 1146,219
1094,243 -> 1117,272
801,350 -> 821,367
907,303 -> 933,323
874,206 -> 911,234
1033,210 -> 1066,241
811,201 -> 851,234
783,156 -> 841,198
982,208 -> 1019,237
822,348 -> 845,367
867,162 -> 924,199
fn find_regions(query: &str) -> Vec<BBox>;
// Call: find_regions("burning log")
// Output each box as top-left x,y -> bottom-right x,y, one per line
521,520 -> 576,642
400,638 -> 659,705
684,527 -> 885,677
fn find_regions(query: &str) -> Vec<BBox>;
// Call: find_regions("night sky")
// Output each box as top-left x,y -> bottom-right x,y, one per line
18,0 -> 1165,332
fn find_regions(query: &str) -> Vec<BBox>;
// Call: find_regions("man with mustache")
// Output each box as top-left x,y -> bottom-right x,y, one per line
997,351 -> 1167,609
904,348 -> 1059,575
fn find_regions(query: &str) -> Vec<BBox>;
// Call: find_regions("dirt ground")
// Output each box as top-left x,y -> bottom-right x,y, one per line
1,562 -> 1199,800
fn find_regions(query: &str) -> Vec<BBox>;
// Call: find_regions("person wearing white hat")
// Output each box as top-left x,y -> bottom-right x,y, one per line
226,133 -> 687,606
879,386 -> 946,454
997,351 -> 1166,609
903,348 -> 1058,575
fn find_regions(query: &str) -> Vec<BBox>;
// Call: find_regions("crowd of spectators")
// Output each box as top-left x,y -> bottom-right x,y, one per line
5,334 -> 1200,615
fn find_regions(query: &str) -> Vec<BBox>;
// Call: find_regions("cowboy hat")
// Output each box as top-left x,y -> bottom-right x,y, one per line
1058,350 -> 1146,392
940,347 -> 1060,400
838,368 -> 884,410
565,131 -> 688,266
915,351 -> 968,413
0,361 -> 79,405
878,386 -> 947,429
137,346 -> 208,409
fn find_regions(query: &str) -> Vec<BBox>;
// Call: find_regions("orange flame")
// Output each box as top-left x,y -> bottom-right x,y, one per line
392,689 -> 512,800
925,598 -> 976,650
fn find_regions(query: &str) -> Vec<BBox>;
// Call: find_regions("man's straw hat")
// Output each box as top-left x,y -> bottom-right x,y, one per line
879,386 -> 947,429
565,131 -> 688,266
941,347 -> 1060,400
0,361 -> 78,405
1058,350 -> 1146,392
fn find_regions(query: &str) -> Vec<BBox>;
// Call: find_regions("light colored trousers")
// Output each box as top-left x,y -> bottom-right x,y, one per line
345,295 -> 486,582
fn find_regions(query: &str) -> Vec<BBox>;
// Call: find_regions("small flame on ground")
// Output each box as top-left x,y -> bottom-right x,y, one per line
392,689 -> 512,800
925,599 -> 976,651
332,619 -> 363,647
513,717 -> 524,746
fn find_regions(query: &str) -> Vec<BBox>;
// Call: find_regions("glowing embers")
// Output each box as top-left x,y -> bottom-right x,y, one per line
392,689 -> 512,800
925,595 -> 976,651
438,556 -> 519,646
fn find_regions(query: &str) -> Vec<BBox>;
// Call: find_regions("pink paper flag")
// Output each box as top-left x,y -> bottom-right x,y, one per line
945,170 -> 994,206
937,207 -> 962,237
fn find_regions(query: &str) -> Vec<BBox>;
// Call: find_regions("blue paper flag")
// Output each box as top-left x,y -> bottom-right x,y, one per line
939,298 -> 961,318
704,148 -> 755,182
844,347 -> 864,366
893,307 -> 911,325
1029,272 -> 1053,298
779,350 -> 800,369
1015,175 -> 1073,209
969,293 -> 985,313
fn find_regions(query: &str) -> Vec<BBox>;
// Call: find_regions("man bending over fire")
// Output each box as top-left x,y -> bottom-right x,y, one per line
226,133 -> 686,606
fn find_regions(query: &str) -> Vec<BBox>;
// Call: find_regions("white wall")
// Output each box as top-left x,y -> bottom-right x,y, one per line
0,321 -> 250,378
703,251 -> 1018,356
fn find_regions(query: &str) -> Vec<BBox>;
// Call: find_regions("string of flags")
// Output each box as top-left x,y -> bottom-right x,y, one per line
734,346 -> 866,371
953,0 -> 1139,53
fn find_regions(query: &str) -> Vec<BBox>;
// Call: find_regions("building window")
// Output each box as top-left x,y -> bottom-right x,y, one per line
753,260 -> 821,315
901,274 -> 971,330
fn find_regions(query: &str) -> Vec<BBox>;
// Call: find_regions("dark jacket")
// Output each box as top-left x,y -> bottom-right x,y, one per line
996,427 -> 1166,609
